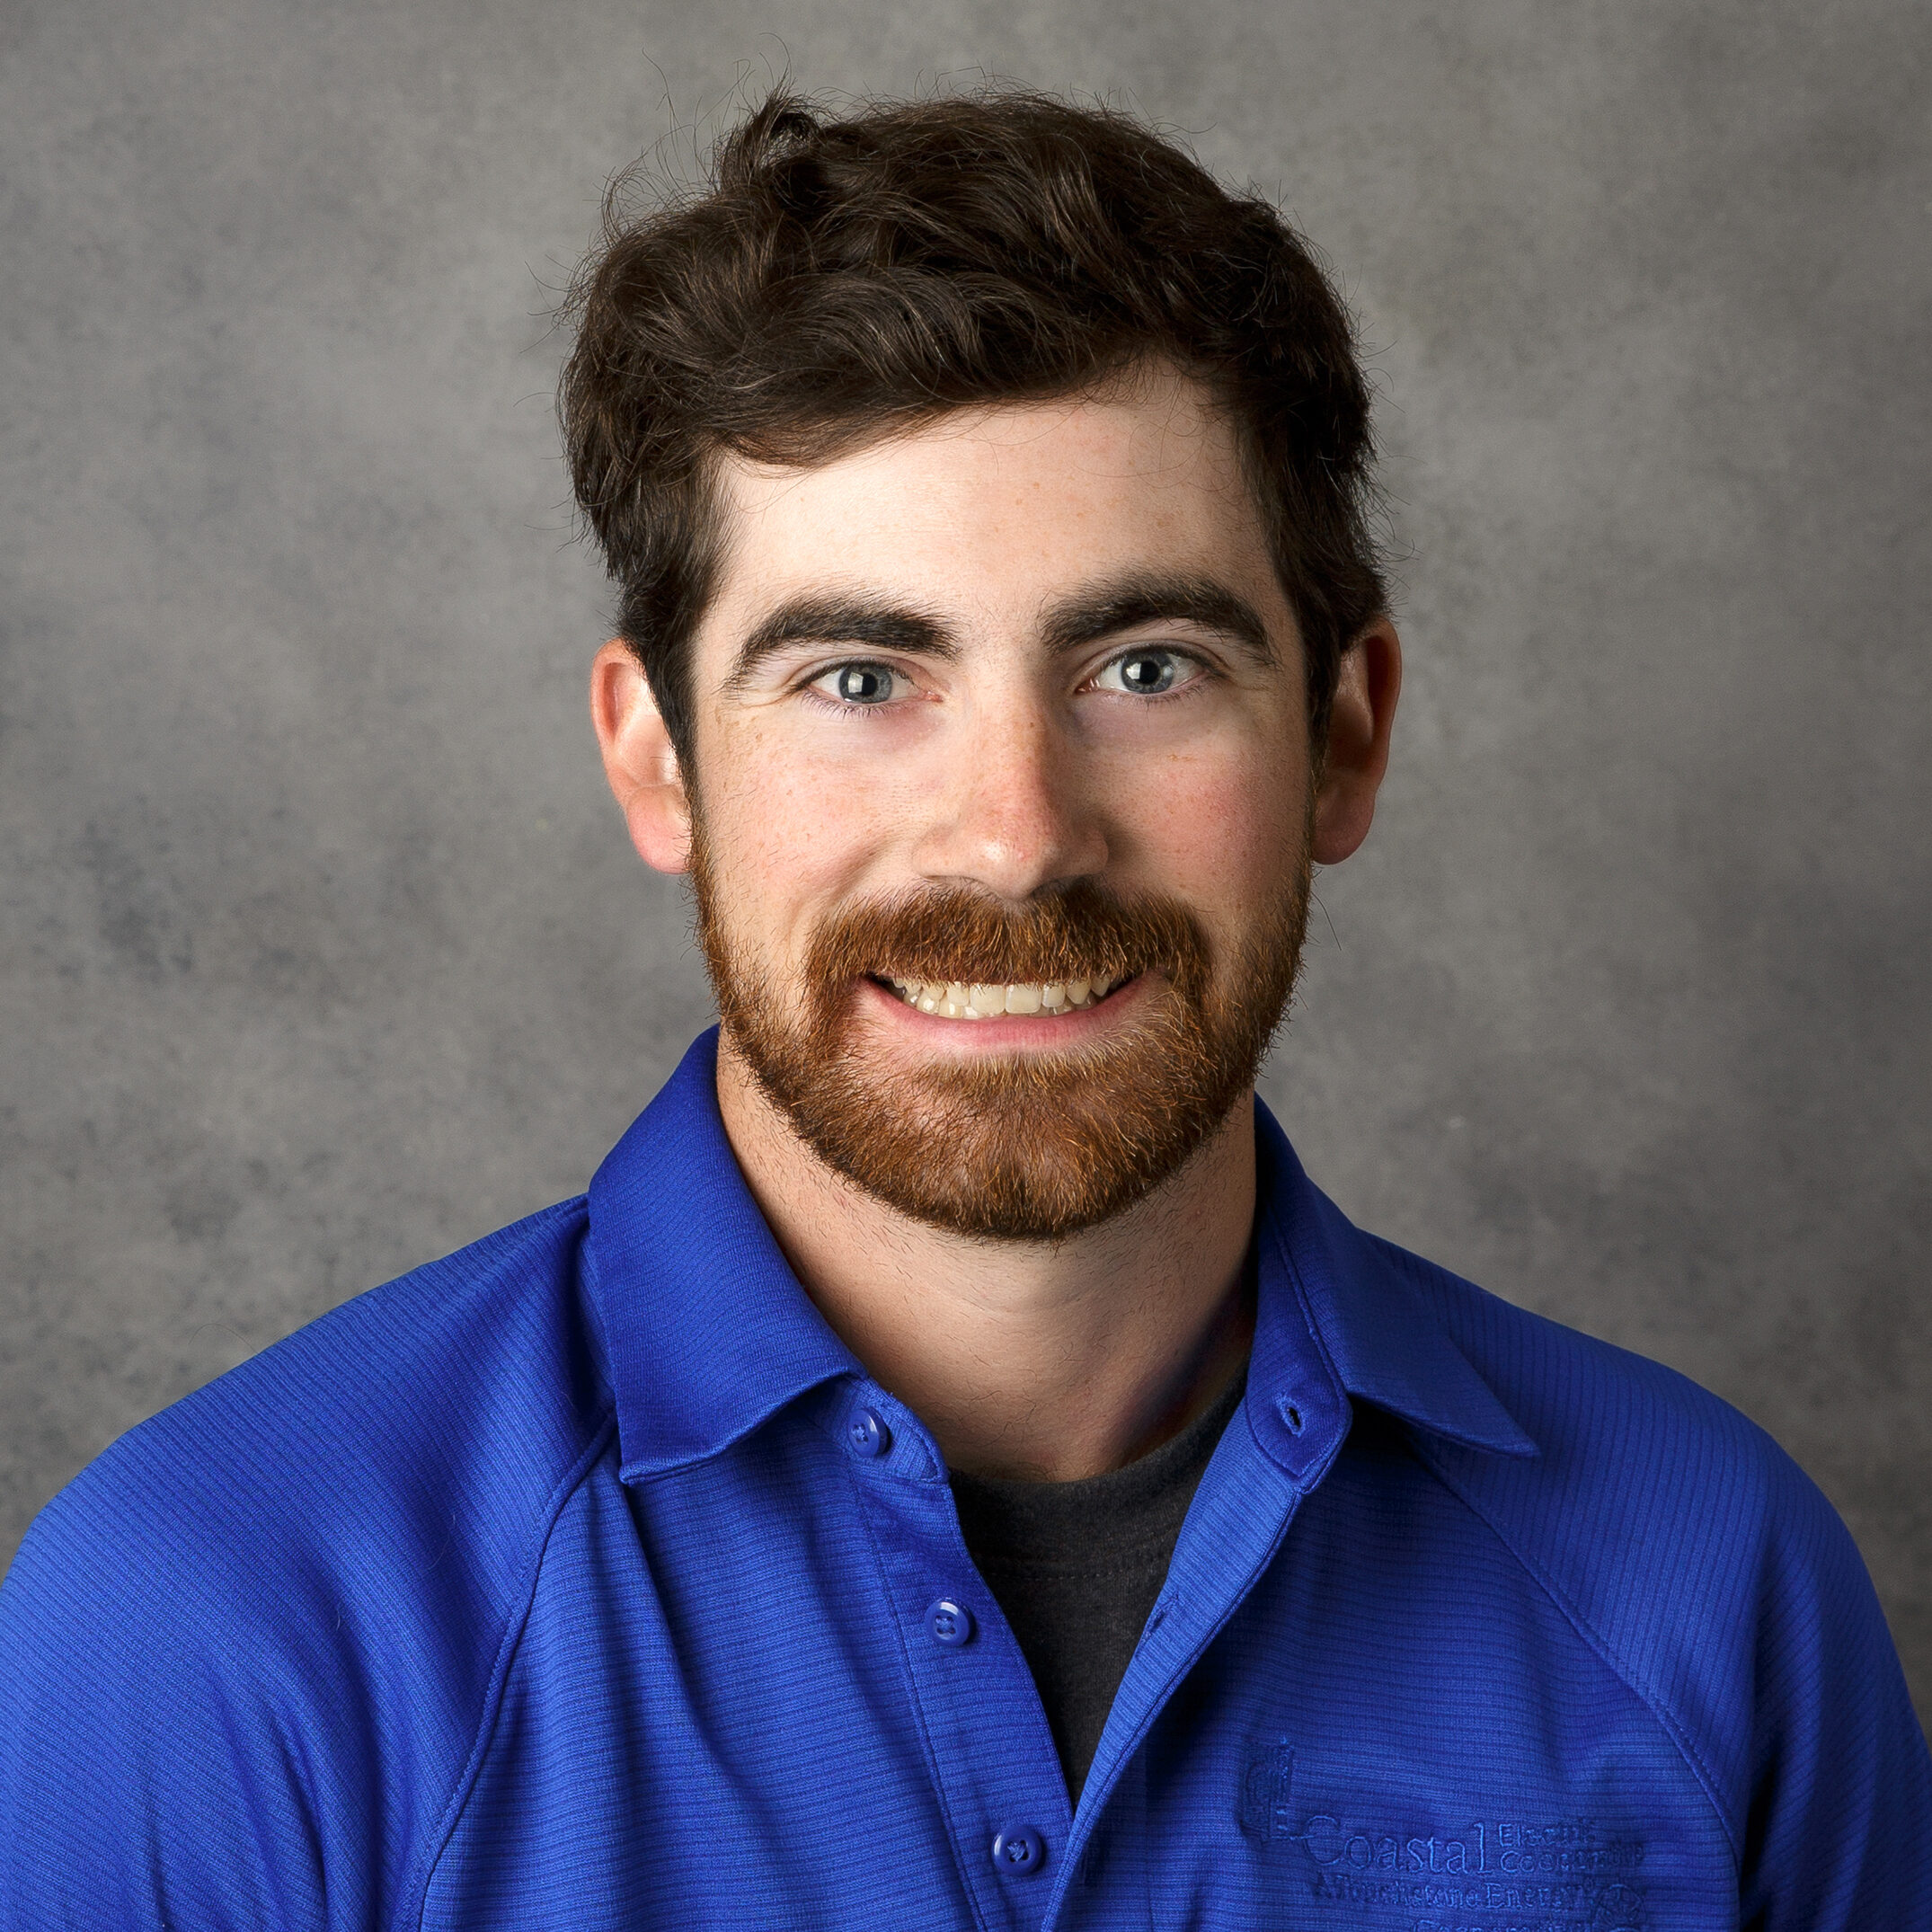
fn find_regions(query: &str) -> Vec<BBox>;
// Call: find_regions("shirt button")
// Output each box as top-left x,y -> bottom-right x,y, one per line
926,1598 -> 976,1647
846,1407 -> 891,1458
992,1822 -> 1045,1876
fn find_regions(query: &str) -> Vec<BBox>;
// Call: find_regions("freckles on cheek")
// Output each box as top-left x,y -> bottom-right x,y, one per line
1136,753 -> 1305,901
711,734 -> 901,906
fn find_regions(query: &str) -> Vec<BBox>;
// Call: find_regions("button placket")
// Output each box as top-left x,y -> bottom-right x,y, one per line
846,1470 -> 1069,1929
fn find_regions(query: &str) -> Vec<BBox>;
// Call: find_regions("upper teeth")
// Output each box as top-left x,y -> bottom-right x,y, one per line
884,976 -> 1118,1019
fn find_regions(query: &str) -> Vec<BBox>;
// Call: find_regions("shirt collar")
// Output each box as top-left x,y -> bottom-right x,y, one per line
588,1031 -> 860,1481
1248,1102 -> 1538,1466
587,1030 -> 1536,1481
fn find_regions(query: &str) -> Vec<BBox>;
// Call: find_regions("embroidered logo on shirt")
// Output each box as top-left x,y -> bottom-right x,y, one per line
1239,1744 -> 1649,1929
1239,1739 -> 1298,1842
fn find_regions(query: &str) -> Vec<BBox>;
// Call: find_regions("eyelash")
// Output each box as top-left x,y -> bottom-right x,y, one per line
796,662 -> 908,717
1090,648 -> 1210,701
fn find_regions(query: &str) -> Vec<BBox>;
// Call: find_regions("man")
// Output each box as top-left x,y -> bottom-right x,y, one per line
2,86 -> 1926,1930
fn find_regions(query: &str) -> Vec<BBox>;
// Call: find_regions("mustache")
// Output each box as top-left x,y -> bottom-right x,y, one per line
801,881 -> 1211,997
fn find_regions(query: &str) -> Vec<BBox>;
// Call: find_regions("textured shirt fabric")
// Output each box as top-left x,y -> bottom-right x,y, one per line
1,1028 -> 1927,1931
953,1360 -> 1247,1803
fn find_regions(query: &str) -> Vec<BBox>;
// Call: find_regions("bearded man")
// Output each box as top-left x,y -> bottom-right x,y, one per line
2,87 -> 1926,1931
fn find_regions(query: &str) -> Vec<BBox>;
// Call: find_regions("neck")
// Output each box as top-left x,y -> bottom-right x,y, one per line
714,1033 -> 1257,1481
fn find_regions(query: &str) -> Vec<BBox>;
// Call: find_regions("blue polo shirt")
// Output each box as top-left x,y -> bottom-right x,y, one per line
2,1031 -> 1926,1929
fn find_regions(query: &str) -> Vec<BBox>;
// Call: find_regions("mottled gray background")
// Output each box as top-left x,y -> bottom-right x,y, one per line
3,0 -> 1927,1723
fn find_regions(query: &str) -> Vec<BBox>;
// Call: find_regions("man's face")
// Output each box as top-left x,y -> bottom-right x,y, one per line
681,368 -> 1318,1239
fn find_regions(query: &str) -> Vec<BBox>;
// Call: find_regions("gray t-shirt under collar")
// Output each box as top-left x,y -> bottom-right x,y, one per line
950,1362 -> 1249,1803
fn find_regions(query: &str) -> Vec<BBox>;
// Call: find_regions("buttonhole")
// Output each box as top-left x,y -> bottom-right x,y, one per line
1278,1396 -> 1305,1436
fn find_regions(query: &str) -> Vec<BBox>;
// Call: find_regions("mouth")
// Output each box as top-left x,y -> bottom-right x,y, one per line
873,974 -> 1128,1019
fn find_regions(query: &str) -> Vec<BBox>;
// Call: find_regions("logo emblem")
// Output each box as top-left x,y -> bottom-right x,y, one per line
1238,1739 -> 1297,1843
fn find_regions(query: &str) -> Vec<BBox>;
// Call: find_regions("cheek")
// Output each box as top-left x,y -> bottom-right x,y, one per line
1121,738 -> 1308,915
700,725 -> 902,951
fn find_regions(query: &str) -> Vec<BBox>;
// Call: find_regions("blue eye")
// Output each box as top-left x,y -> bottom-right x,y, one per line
818,662 -> 896,705
1099,650 -> 1181,696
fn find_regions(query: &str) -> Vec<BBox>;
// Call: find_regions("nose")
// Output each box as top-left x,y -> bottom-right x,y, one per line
912,696 -> 1109,903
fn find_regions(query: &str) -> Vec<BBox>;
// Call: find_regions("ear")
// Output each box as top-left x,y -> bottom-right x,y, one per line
1311,617 -> 1401,866
590,640 -> 692,874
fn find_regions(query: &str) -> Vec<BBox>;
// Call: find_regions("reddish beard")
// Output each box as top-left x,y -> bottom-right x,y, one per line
690,822 -> 1311,1241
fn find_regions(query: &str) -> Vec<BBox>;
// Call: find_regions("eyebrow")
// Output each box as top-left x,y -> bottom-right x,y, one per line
722,569 -> 1279,693
1040,572 -> 1280,669
724,597 -> 957,692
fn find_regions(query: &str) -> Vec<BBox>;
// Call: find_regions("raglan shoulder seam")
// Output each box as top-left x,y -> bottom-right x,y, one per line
1405,1431 -> 1744,1874
395,1406 -> 620,1932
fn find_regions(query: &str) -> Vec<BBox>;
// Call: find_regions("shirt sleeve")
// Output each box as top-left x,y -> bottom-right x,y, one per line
0,1469 -> 345,1932
1738,1461 -> 1932,1930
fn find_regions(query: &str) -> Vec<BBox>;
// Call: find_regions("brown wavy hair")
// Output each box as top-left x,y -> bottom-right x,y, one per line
560,87 -> 1387,759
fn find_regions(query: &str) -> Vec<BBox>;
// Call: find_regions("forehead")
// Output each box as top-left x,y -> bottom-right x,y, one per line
701,369 -> 1287,637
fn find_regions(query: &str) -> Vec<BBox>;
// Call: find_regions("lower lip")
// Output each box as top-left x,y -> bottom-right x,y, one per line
856,974 -> 1146,1049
